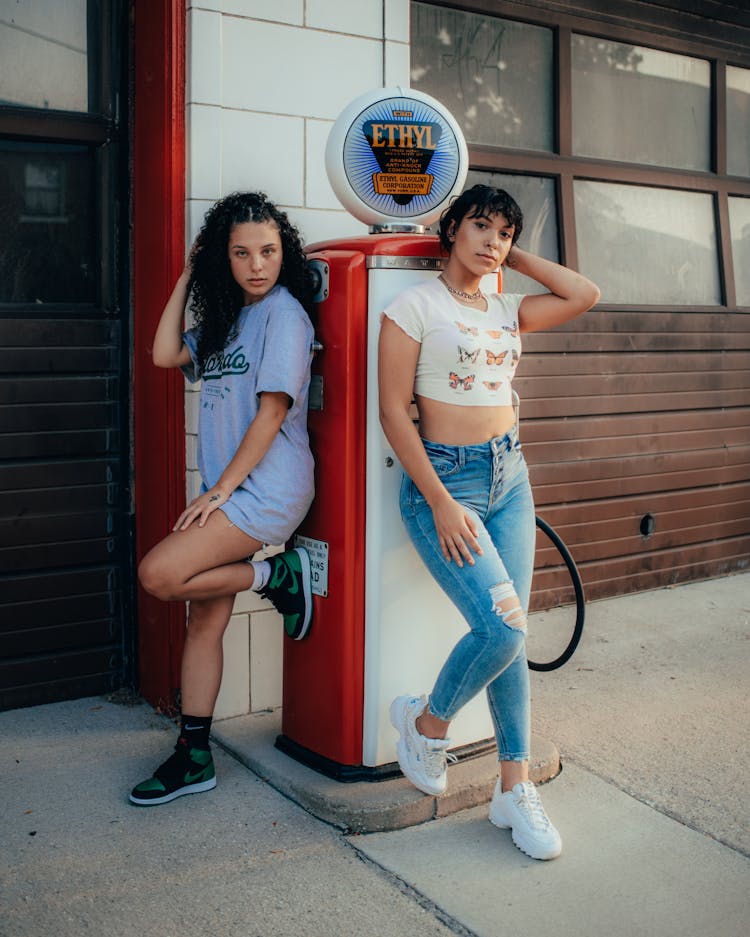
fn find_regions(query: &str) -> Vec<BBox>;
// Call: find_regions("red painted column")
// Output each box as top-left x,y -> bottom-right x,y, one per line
132,0 -> 187,710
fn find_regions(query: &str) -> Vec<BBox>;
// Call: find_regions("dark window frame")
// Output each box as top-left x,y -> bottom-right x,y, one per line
0,0 -> 117,316
412,0 -> 750,312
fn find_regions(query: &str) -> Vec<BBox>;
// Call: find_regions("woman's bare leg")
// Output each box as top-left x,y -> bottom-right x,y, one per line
415,706 -> 529,791
500,760 -> 529,792
180,594 -> 236,716
139,510 -> 265,715
138,509 -> 264,602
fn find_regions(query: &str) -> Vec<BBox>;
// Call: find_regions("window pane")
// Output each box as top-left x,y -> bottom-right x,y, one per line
572,36 -> 710,171
0,141 -> 96,304
727,67 -> 750,178
574,181 -> 720,305
0,0 -> 89,112
729,197 -> 750,306
410,2 -> 553,152
465,170 -> 558,295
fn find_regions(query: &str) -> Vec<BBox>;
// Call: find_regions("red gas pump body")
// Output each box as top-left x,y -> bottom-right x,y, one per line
279,234 -> 445,777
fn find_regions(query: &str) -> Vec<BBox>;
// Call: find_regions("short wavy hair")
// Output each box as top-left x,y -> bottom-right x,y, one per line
188,192 -> 315,369
438,184 -> 523,253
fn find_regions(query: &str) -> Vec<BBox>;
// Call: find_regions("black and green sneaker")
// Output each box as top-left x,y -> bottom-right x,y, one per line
259,547 -> 313,640
129,740 -> 216,806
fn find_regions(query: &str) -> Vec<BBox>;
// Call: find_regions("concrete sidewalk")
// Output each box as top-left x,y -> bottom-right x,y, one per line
2,573 -> 749,937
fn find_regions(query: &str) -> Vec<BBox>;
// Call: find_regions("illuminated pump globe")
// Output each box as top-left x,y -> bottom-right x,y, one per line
325,87 -> 469,229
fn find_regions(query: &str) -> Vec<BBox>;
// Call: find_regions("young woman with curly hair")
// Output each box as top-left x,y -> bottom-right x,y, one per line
131,192 -> 316,806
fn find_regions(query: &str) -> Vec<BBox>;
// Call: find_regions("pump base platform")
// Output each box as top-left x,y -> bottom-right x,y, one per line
274,732 -> 498,783
212,709 -> 560,834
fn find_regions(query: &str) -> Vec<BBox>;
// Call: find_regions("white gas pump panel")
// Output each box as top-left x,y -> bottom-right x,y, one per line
363,264 -> 500,766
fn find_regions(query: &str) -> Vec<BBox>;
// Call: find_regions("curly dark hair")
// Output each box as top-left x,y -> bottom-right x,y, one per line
438,184 -> 523,253
188,192 -> 315,369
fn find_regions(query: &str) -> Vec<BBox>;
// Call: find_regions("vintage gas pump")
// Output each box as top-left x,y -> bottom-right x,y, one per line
278,89 -> 502,780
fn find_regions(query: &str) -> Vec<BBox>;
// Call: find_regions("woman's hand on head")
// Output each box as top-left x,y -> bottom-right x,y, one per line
431,494 -> 483,567
173,485 -> 230,532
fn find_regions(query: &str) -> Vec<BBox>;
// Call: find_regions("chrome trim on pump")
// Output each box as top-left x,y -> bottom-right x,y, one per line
366,256 -> 445,270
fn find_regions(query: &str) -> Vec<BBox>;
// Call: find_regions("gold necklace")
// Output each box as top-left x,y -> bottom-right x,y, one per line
439,274 -> 484,303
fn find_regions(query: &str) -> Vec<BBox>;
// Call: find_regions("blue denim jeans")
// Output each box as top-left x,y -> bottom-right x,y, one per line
399,426 -> 535,762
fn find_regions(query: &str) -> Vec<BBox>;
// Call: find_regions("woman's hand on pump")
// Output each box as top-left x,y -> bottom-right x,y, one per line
173,484 -> 230,532
431,493 -> 483,567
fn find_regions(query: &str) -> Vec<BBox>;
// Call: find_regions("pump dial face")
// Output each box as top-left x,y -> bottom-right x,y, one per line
326,88 -> 468,227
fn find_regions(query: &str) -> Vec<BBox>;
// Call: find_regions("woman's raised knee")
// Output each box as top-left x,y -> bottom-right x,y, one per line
138,552 -> 183,602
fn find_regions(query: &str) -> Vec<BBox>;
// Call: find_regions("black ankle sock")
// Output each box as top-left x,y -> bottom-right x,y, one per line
179,714 -> 213,751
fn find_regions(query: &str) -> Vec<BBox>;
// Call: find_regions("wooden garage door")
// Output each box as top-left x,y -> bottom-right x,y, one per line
0,1 -> 132,709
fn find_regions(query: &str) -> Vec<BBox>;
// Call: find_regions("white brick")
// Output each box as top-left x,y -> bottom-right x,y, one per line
249,609 -> 284,711
187,199 -> 215,246
213,613 -> 250,719
222,19 -> 381,118
305,120 -> 340,210
187,9 -> 222,105
221,110 -> 304,204
187,104 -> 222,200
384,39 -> 410,88
385,0 -> 409,42
186,470 -> 203,501
233,587 -> 272,614
222,0 -> 302,25
184,389 -> 201,434
306,0 -> 382,39
286,206 -> 368,246
185,433 -> 199,471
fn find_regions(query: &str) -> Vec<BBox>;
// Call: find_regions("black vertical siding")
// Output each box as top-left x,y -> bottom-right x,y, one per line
0,318 -> 127,709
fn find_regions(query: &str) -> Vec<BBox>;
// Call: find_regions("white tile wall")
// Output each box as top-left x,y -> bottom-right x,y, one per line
213,613 -> 250,719
183,0 -> 411,716
184,386 -> 201,435
249,609 -> 285,712
385,39 -> 410,87
188,200 -> 216,246
305,119 -> 338,210
185,432 -> 198,472
188,1 -> 307,24
232,588 -> 271,615
287,206 -> 368,245
187,105 -> 222,200
187,9 -> 222,105
306,0 -> 383,39
188,0 -> 304,15
385,0 -> 410,42
222,0 -> 302,25
221,109 -> 304,204
221,18 -> 382,118
186,469 -> 203,502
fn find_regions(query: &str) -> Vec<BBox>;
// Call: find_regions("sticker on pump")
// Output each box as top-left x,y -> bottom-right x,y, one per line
325,87 -> 468,228
293,535 -> 329,598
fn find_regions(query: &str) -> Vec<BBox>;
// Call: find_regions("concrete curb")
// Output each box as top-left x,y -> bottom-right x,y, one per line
212,709 -> 560,833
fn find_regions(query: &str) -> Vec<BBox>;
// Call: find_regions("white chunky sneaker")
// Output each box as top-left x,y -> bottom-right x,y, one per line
389,694 -> 455,795
489,779 -> 562,860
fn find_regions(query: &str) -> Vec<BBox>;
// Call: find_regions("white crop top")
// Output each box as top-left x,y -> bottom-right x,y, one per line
382,278 -> 524,406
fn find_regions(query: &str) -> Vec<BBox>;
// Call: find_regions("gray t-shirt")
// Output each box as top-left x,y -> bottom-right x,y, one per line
182,285 -> 315,544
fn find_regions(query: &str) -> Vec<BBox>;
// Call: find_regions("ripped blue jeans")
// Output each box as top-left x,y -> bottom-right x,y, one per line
399,426 -> 535,762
